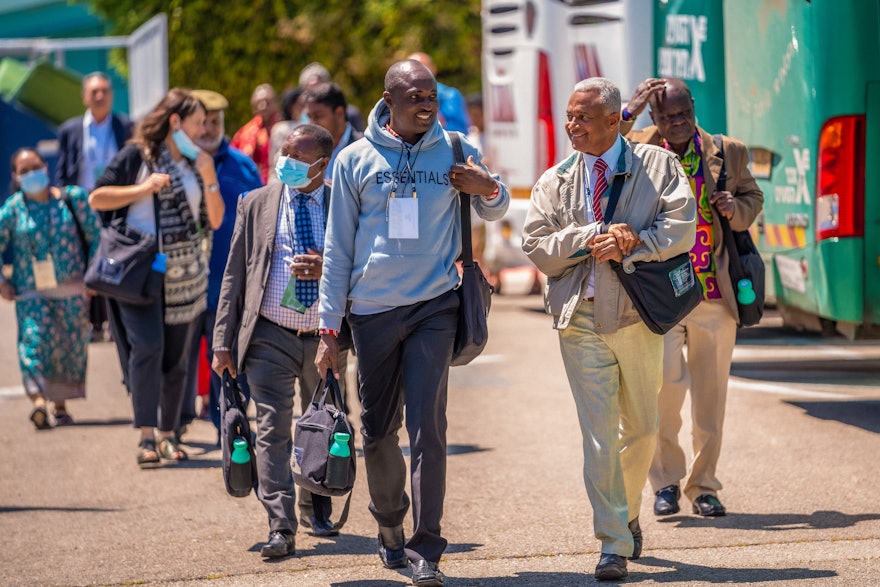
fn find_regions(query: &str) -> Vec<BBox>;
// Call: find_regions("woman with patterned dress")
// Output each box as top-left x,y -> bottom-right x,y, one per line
89,88 -> 225,468
0,148 -> 100,429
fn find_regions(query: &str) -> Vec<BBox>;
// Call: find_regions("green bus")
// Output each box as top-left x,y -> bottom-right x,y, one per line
657,0 -> 880,338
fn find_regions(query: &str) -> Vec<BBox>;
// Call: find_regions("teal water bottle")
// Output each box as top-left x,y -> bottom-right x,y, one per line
325,432 -> 351,490
736,278 -> 756,305
229,437 -> 253,492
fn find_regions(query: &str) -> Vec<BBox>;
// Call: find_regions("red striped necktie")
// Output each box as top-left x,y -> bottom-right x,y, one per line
592,158 -> 608,222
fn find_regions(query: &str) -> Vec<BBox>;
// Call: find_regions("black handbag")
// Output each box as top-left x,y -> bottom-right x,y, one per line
292,370 -> 357,498
605,170 -> 703,335
713,135 -> 765,327
450,132 -> 493,366
84,194 -> 163,306
220,372 -> 258,498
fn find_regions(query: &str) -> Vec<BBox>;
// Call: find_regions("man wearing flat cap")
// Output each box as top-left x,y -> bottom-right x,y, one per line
180,89 -> 263,441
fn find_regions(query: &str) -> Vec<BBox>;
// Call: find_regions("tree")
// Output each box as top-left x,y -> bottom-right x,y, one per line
82,0 -> 482,129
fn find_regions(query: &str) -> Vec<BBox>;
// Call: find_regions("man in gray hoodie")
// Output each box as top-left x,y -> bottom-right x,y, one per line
316,59 -> 509,587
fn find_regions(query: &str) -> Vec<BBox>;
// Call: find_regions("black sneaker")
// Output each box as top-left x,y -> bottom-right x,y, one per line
411,559 -> 444,586
260,530 -> 295,558
654,484 -> 681,515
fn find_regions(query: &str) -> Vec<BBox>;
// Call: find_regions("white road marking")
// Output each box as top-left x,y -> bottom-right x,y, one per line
729,378 -> 851,399
0,385 -> 24,398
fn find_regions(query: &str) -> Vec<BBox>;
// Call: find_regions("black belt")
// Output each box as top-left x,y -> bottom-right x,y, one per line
259,316 -> 319,337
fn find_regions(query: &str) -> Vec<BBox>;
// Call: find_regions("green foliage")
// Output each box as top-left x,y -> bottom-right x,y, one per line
81,0 -> 482,130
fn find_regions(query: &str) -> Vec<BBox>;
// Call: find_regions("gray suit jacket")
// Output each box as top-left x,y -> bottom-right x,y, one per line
213,182 -> 331,372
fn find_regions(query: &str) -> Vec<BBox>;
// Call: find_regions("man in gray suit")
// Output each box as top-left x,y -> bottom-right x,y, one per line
212,125 -> 340,558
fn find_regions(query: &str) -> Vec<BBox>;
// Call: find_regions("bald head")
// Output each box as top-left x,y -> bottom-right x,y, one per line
385,59 -> 436,94
649,78 -> 693,110
406,52 -> 438,76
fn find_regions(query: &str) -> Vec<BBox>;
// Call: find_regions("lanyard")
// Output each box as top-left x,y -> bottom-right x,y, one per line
19,197 -> 54,260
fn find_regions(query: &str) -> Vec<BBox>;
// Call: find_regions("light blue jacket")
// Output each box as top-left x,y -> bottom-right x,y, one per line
319,98 -> 509,331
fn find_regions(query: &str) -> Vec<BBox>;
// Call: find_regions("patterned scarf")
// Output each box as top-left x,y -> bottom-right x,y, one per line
662,132 -> 721,300
154,145 -> 213,324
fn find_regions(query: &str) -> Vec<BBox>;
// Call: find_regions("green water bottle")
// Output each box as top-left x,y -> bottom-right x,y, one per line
229,437 -> 253,492
736,278 -> 756,305
325,432 -> 351,490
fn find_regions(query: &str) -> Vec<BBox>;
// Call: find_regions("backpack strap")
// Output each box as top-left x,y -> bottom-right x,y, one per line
62,187 -> 89,265
713,134 -> 727,192
449,132 -> 474,266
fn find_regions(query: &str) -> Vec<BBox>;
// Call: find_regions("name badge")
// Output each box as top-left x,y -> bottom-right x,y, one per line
32,254 -> 58,290
280,275 -> 308,314
388,197 -> 419,239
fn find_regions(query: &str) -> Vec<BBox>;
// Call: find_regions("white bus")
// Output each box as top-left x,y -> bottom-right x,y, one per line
480,0 -> 652,289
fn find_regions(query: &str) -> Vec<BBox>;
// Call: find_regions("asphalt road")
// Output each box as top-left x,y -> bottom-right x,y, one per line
0,296 -> 878,586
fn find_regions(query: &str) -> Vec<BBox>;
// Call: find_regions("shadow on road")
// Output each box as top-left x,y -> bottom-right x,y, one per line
631,557 -> 836,583
0,505 -> 119,513
787,399 -> 880,433
731,360 -> 880,387
57,417 -> 133,427
333,572 -> 589,587
656,510 -> 880,530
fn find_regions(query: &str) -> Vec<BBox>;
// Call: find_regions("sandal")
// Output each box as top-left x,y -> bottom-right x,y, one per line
29,406 -> 52,430
53,410 -> 74,427
158,437 -> 188,462
137,439 -> 161,469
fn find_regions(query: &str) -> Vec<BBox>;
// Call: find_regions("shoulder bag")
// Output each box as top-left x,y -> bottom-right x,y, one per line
84,161 -> 164,305
713,135 -> 765,327
606,166 -> 703,335
450,132 -> 493,366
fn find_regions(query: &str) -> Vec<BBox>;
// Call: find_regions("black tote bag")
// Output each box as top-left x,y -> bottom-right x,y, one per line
713,134 -> 765,327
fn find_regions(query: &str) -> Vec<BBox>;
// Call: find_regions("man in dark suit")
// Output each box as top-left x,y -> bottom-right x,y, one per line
55,71 -> 133,341
56,72 -> 132,191
212,125 -> 343,558
303,82 -> 363,186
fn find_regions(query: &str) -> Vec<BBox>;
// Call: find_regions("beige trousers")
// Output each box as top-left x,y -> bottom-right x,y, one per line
559,301 -> 663,556
649,298 -> 737,502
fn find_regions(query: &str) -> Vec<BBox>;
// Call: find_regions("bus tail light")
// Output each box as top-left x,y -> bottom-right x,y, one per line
537,51 -> 556,177
815,115 -> 865,241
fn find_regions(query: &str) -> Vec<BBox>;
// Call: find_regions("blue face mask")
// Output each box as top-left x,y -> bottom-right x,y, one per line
275,155 -> 324,189
19,167 -> 50,195
172,128 -> 201,160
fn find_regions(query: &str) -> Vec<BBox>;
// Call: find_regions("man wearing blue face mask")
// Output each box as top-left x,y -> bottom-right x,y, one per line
212,125 -> 349,558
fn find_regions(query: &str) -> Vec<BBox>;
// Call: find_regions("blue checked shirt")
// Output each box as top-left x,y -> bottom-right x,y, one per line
259,184 -> 326,330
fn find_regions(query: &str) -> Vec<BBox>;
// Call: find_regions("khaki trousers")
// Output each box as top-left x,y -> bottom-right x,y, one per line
649,298 -> 737,502
559,301 -> 663,556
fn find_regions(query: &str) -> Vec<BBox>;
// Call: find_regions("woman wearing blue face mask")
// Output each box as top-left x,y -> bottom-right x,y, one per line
90,88 -> 225,468
0,147 -> 101,429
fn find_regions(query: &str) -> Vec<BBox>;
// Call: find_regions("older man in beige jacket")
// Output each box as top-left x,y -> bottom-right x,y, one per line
523,77 -> 695,581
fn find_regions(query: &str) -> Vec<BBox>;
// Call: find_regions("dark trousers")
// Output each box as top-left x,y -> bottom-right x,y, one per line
89,294 -> 109,332
111,296 -> 193,431
349,289 -> 458,563
181,309 -> 250,432
244,317 -> 331,533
